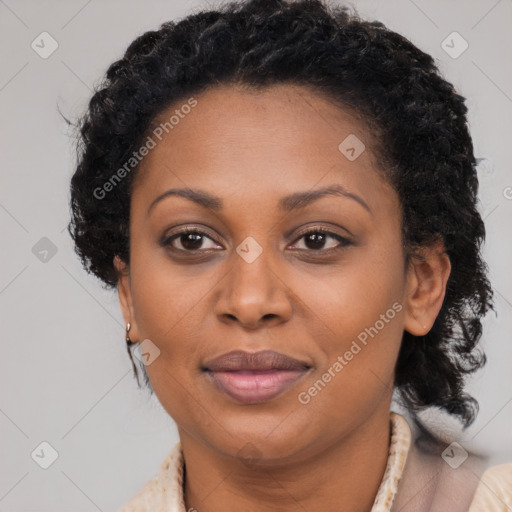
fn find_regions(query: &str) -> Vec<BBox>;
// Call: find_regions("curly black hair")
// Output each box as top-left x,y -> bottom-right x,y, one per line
68,0 -> 494,430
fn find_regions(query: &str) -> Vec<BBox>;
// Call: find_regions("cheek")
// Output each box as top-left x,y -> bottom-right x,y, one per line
294,239 -> 405,342
127,245 -> 226,391
127,258 -> 211,421
291,283 -> 404,438
291,235 -> 406,398
128,233 -> 215,338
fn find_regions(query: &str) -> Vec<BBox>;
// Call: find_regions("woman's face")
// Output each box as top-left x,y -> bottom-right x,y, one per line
116,84 -> 440,464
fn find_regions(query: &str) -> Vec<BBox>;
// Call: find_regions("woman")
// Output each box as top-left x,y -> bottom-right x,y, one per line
68,0 -> 511,510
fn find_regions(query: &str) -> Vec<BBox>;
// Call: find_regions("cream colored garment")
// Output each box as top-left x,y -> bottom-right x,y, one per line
117,412 -> 512,512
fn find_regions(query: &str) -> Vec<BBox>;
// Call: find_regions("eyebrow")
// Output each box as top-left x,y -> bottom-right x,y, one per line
147,184 -> 371,215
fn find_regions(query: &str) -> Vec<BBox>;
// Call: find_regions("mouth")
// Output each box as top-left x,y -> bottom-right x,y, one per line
202,350 -> 311,404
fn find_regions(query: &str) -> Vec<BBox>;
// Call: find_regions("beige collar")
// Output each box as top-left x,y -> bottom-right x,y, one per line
372,412 -> 412,510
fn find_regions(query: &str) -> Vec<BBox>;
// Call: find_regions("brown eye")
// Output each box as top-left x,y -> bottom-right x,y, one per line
163,229 -> 222,252
290,229 -> 351,252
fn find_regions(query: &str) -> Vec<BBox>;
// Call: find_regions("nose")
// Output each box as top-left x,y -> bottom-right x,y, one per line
214,246 -> 293,330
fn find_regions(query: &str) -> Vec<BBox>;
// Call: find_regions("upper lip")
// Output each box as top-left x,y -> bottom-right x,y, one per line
203,350 -> 311,372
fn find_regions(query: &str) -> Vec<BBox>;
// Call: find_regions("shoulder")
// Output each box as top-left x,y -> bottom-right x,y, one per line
469,463 -> 512,512
116,442 -> 185,512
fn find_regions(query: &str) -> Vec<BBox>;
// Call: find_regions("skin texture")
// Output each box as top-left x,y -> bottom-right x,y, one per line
115,84 -> 451,512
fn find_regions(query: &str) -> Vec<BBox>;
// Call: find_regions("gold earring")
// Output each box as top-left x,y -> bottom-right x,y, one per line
126,322 -> 133,345
124,322 -> 141,386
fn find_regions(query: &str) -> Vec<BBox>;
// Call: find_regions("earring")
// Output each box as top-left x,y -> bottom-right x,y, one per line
126,322 -> 133,345
125,322 -> 142,386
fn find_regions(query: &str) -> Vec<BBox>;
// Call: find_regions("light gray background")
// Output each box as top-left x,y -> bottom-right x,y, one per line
1,0 -> 511,510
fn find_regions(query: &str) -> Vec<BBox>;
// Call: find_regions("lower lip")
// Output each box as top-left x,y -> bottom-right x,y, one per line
205,369 -> 309,404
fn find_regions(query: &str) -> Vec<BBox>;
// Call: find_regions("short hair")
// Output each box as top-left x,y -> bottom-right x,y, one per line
68,0 -> 494,429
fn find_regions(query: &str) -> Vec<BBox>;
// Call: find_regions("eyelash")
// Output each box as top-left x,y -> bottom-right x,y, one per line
161,226 -> 352,255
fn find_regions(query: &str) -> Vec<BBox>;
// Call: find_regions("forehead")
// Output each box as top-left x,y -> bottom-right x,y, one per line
132,83 -> 395,217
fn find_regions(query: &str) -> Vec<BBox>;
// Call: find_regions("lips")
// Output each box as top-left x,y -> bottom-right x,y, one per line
202,350 -> 311,404
203,350 -> 310,372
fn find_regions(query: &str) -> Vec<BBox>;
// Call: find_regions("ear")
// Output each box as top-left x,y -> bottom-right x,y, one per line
403,238 -> 451,336
114,255 -> 140,342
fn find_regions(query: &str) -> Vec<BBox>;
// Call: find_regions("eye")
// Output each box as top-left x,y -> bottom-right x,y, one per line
162,226 -> 351,255
162,228 -> 222,252
289,228 -> 351,252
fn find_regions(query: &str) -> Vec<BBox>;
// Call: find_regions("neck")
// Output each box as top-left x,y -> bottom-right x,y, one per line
179,405 -> 392,512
